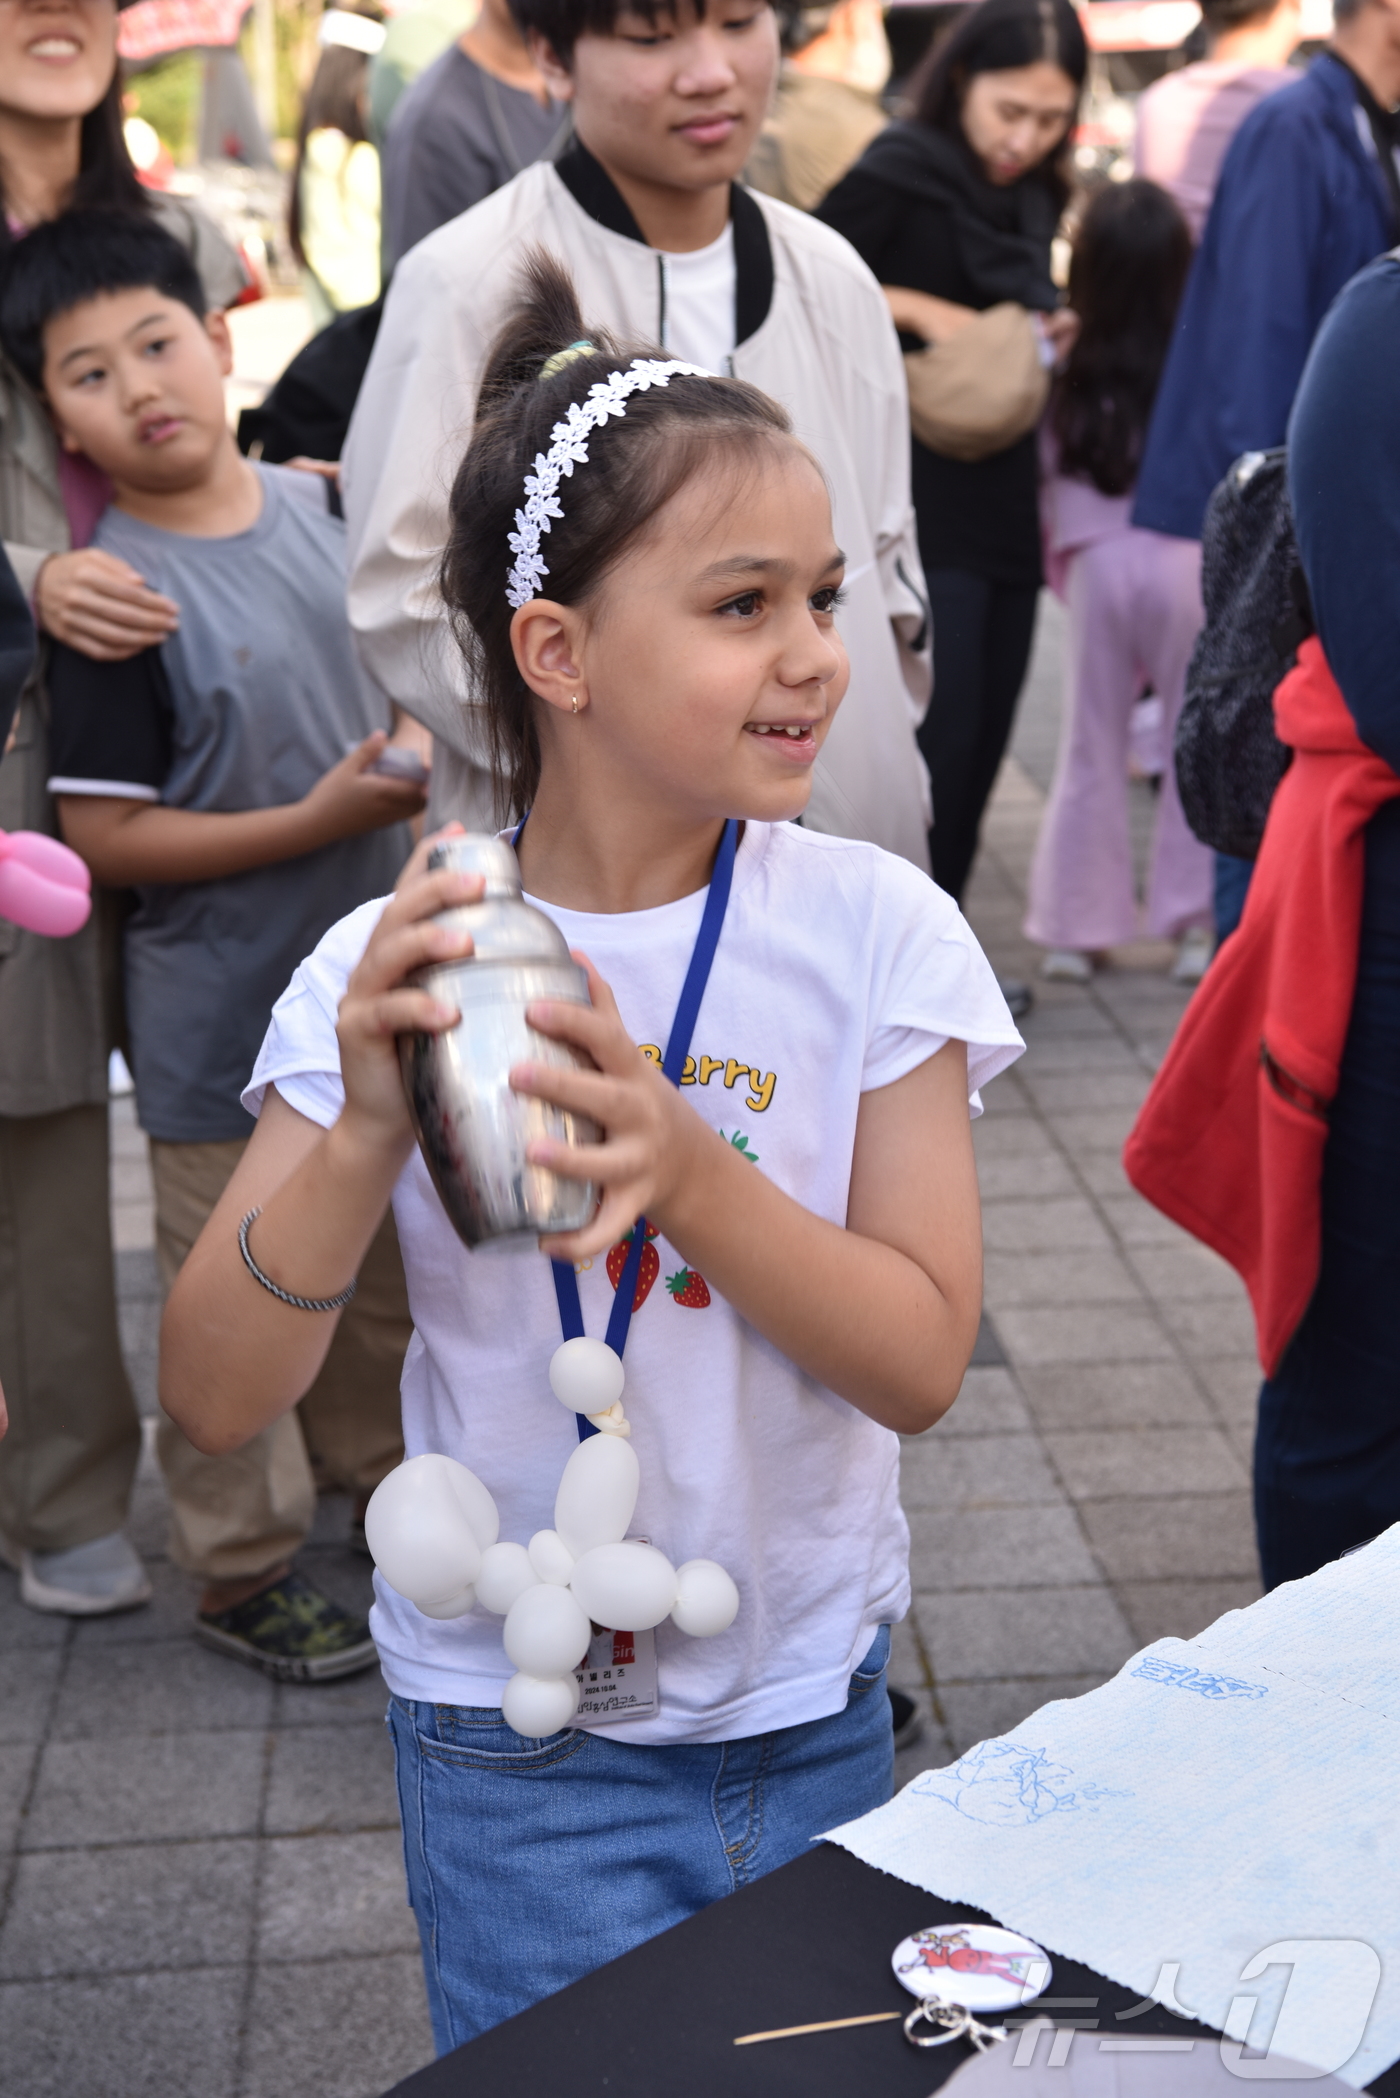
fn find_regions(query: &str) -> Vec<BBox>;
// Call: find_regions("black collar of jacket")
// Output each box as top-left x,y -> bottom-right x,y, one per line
554,138 -> 774,348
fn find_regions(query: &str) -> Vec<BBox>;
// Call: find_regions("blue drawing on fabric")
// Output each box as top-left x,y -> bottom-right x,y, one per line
1132,1655 -> 1268,1700
909,1740 -> 1131,1826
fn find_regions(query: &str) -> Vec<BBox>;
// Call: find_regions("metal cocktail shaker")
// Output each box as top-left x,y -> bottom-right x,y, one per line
398,835 -> 598,1246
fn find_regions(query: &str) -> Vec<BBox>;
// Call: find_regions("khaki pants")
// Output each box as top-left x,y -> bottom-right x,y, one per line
152,1138 -> 409,1582
0,1104 -> 142,1555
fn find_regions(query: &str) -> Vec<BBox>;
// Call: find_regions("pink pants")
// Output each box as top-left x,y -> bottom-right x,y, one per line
1025,527 -> 1213,951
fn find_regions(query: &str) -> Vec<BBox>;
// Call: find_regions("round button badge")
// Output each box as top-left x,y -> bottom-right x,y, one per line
892,1922 -> 1053,2013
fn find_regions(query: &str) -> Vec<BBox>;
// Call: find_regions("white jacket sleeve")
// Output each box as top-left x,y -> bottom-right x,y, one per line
852,282 -> 931,726
341,238 -> 491,766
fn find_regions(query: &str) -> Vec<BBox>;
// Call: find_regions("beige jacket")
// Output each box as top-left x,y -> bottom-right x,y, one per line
0,197 -> 247,1116
342,154 -> 932,867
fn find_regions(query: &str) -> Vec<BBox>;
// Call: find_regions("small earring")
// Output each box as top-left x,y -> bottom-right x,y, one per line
571,695 -> 579,715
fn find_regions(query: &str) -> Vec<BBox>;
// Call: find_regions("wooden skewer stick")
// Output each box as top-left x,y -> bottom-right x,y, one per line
733,2011 -> 904,2046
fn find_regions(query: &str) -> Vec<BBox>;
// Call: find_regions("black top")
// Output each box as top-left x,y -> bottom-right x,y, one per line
47,643 -> 174,796
818,160 -> 1044,586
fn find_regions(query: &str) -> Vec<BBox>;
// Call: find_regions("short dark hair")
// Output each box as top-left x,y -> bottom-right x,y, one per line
442,250 -> 796,817
1199,0 -> 1290,28
0,209 -> 206,394
515,0 -> 766,65
910,0 -> 1088,212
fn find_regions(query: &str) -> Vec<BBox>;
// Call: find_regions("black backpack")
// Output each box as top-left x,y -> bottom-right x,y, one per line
1174,447 -> 1312,861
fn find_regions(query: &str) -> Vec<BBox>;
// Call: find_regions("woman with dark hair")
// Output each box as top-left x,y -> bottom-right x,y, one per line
817,0 -> 1086,907
0,0 -> 245,1622
1023,177 -> 1214,982
289,9 -> 384,325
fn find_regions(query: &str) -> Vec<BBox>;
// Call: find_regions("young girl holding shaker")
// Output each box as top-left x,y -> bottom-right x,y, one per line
162,257 -> 1022,2048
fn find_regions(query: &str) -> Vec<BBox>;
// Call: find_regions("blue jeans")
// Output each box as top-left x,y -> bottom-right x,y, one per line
387,1624 -> 893,2051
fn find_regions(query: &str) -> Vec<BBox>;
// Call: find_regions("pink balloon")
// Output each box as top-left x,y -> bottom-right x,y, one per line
0,829 -> 91,937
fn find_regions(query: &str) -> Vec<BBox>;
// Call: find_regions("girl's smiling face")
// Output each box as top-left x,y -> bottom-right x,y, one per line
512,441 -> 850,828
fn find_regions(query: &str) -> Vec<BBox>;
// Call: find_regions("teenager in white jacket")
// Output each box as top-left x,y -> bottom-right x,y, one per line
342,0 -> 933,869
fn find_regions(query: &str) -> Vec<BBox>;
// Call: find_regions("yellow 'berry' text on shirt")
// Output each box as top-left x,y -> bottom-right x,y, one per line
638,1045 -> 776,1113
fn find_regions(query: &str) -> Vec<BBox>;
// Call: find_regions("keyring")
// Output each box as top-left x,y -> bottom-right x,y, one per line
902,1999 -> 1009,2050
893,1920 -> 1052,2053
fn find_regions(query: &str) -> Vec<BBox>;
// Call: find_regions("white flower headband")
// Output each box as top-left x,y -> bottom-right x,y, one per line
505,356 -> 713,610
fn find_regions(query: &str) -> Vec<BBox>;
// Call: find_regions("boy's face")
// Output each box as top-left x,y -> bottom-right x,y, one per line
534,0 -> 778,197
42,287 -> 233,492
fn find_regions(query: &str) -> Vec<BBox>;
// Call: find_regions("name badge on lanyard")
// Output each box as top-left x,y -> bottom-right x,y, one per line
523,816 -> 739,1725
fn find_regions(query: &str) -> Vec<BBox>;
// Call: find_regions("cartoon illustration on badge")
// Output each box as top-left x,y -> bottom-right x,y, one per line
666,1267 -> 711,1308
911,1738 -> 1131,1824
897,1929 -> 1038,1990
606,1224 -> 659,1309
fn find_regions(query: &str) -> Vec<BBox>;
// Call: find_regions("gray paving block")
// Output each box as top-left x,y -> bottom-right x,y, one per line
992,1303 -> 1175,1368
242,1953 -> 433,2098
888,1613 -> 928,1692
1129,1241 -> 1248,1304
0,1572 -> 69,1651
1194,1354 -> 1263,1425
1016,1362 -> 1213,1432
22,1728 -> 265,1849
1041,1106 -> 1141,1155
1095,1194 -> 1197,1249
70,1557 -> 198,1648
934,1366 -> 1034,1436
981,1196 -> 1111,1254
265,1721 -> 399,1836
972,1115 -> 1061,1164
0,1741 -> 37,1852
49,1636 -> 273,1740
1016,1035 -> 1141,1073
1077,1493 -> 1259,1583
1042,1426 -> 1249,1499
1117,1578 -> 1264,1648
125,1475 -> 174,1558
0,1968 -> 242,2098
0,1644 -> 63,1744
0,1837 -> 256,1978
1072,1150 -> 1136,1199
1016,1003 -> 1115,1040
257,1830 -> 418,1961
906,1502 -> 1100,1590
1020,1070 -> 1151,1115
984,1248 -> 1144,1308
973,1149 -> 1080,1201
275,1661 -> 390,1728
915,1584 -> 1135,1681
937,1675 -> 1114,1757
1157,1294 -> 1260,1360
899,1433 -> 1064,1511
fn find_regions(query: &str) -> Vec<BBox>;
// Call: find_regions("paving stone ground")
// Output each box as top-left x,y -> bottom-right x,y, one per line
0,596 -> 1263,2095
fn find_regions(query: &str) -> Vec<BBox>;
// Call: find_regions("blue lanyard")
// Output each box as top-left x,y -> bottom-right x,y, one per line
515,818 -> 739,1440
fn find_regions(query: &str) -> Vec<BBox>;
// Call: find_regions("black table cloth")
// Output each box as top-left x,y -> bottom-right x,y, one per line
386,1843 -> 1400,2097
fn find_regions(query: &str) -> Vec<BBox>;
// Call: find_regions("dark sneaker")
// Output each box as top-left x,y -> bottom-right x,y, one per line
889,1686 -> 925,1754
196,1570 -> 377,1683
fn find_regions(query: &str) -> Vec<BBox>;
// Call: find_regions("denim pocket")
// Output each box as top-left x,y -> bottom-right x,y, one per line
847,1623 -> 892,1696
413,1699 -> 591,1774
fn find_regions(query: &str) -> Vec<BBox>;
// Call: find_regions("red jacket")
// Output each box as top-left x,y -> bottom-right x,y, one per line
1123,638 -> 1400,1374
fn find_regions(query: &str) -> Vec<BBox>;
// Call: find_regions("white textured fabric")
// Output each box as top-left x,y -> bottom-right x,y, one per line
659,222 -> 737,373
340,161 -> 933,862
245,821 -> 1021,1741
825,1526 -> 1400,2087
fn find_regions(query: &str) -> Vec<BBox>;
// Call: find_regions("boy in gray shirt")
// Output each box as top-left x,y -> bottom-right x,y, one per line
1,211 -> 426,1681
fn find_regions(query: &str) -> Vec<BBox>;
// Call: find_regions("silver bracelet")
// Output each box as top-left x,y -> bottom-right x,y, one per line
237,1207 -> 358,1313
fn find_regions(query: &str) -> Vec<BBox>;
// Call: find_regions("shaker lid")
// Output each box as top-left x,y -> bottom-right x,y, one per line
426,834 -> 521,896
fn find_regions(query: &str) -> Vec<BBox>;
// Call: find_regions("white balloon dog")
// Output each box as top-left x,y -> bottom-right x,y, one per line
363,1336 -> 739,1734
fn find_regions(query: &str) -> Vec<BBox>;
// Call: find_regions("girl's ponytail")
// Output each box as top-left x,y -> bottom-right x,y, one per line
441,251 -> 794,819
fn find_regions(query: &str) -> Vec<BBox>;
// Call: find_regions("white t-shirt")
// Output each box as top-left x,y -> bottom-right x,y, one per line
659,221 -> 736,374
245,822 -> 1023,1743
